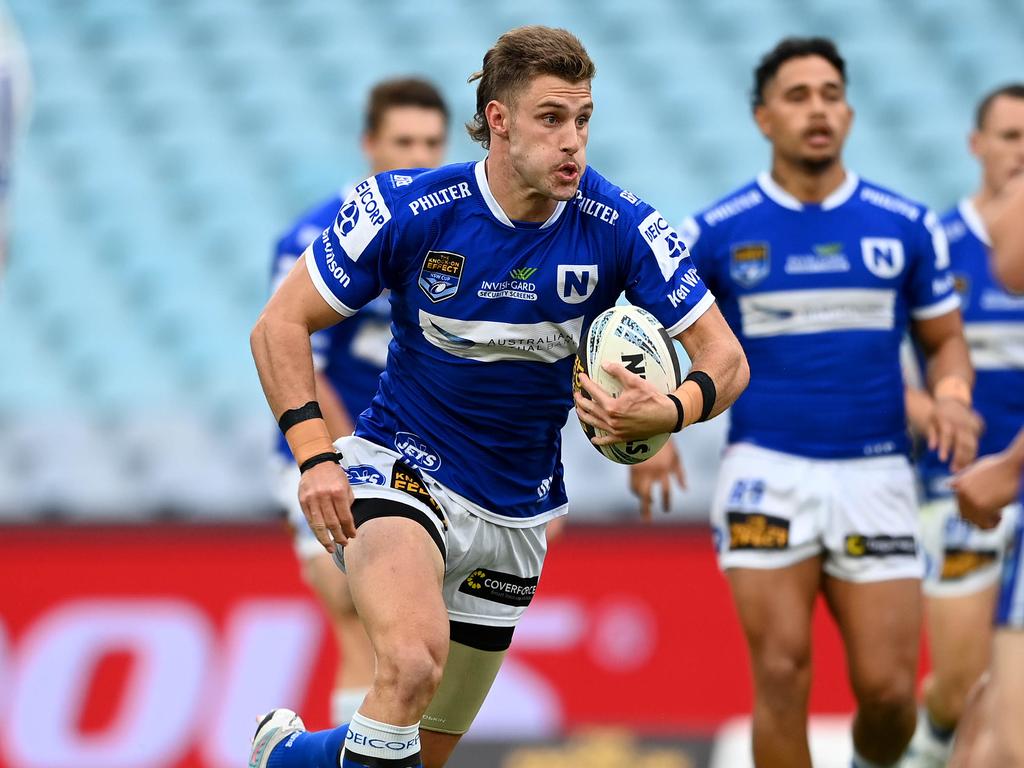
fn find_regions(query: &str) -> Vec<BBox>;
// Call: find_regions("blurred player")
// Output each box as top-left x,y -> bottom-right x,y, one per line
248,25 -> 748,768
904,83 -> 1024,768
678,37 -> 978,768
270,77 -> 449,726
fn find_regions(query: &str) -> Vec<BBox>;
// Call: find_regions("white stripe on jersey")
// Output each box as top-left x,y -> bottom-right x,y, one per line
418,310 -> 583,362
965,323 -> 1024,370
910,293 -> 961,320
738,288 -> 895,337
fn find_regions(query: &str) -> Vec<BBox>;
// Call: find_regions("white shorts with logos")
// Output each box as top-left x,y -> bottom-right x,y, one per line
710,443 -> 924,582
331,435 -> 551,629
270,456 -> 325,561
919,497 -> 1020,598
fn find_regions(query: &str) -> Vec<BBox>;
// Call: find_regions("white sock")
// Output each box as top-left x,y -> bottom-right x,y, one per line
332,687 -> 370,725
342,711 -> 421,763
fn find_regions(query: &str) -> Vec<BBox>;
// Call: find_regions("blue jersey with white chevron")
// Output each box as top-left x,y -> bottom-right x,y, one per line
272,190 -> 392,461
683,172 -> 958,459
917,200 -> 1024,499
305,161 -> 714,522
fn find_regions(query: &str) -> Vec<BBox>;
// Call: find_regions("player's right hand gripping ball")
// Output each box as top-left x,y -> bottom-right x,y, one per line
574,305 -> 681,464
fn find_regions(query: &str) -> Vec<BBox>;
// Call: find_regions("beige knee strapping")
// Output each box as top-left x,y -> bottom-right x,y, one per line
420,640 -> 507,735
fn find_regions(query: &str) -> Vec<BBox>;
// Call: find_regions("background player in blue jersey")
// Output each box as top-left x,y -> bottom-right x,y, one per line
247,25 -> 748,768
903,83 -> 1024,768
678,38 -> 979,768
270,77 -> 449,728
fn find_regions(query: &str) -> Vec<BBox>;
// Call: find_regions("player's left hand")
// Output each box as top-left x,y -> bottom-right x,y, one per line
575,364 -> 677,445
629,440 -> 686,522
927,397 -> 983,473
950,451 -> 1020,530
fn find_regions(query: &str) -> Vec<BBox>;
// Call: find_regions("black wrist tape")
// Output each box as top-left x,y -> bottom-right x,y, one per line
299,452 -> 341,474
684,371 -> 716,422
666,394 -> 685,433
278,401 -> 323,434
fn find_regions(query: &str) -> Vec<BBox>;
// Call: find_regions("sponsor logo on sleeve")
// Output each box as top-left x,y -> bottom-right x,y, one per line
418,250 -> 465,303
844,534 -> 917,557
729,242 -> 770,287
392,173 -> 414,187
666,266 -> 702,309
860,238 -> 905,279
344,464 -> 386,486
458,567 -> 539,607
638,211 -> 687,281
727,511 -> 789,550
394,431 -> 442,473
333,177 -> 392,262
556,264 -> 599,304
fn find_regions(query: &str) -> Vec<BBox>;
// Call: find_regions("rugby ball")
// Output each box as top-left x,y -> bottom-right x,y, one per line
573,305 -> 681,465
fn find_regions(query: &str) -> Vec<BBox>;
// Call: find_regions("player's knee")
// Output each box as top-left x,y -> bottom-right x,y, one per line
375,637 -> 447,706
932,667 -> 982,721
854,671 -> 917,717
753,646 -> 812,700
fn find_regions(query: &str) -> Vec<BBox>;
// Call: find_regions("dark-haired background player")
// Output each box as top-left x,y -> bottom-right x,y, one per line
269,77 -> 449,727
678,37 -> 978,768
249,25 -> 747,768
904,83 -> 1024,768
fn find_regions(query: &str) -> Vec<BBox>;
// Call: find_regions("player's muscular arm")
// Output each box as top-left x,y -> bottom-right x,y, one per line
986,174 -> 1024,292
251,255 -> 356,552
912,310 -> 982,472
315,372 -> 355,438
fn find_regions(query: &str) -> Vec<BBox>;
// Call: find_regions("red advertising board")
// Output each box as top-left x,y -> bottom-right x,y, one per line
0,524 -> 893,768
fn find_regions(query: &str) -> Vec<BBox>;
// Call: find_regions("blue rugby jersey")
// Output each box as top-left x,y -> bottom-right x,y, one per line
917,199 -> 1024,499
271,190 -> 392,461
305,161 -> 714,524
682,171 -> 959,459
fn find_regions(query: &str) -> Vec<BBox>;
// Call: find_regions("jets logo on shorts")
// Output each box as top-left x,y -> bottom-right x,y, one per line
336,200 -> 359,236
418,250 -> 465,303
345,464 -> 386,486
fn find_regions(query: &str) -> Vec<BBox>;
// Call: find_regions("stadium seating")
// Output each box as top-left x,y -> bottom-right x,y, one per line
1,0 -> 1022,518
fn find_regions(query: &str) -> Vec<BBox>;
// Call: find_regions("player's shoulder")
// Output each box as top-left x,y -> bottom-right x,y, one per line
940,201 -> 970,245
373,162 -> 476,213
275,190 -> 347,256
692,177 -> 767,229
854,176 -> 932,225
574,165 -> 650,220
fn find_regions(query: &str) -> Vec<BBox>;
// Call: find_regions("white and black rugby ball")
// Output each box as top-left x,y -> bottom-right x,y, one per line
573,305 -> 681,465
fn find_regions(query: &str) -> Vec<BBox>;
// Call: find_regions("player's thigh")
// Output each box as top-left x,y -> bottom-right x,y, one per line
988,630 -> 1024,760
302,552 -> 357,619
823,575 -> 921,700
710,443 -> 826,572
727,556 -> 822,665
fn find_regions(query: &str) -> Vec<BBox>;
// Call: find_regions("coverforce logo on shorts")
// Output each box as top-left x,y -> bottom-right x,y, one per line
394,431 -> 441,473
727,512 -> 789,550
333,177 -> 391,262
845,534 -> 917,557
458,568 -> 539,607
418,250 -> 465,303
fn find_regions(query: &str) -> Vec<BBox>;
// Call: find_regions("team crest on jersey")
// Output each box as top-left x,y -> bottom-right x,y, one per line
730,242 -> 770,287
860,238 -> 905,278
418,250 -> 465,303
556,264 -> 599,304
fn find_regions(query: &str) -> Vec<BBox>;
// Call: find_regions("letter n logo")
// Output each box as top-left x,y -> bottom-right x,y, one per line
557,264 -> 599,304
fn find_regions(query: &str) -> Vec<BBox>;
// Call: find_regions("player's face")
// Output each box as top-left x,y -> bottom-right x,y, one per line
971,96 -> 1024,195
363,106 -> 447,173
755,56 -> 853,172
506,75 -> 592,201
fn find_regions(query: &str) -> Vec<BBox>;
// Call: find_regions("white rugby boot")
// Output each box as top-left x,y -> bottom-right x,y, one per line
248,708 -> 306,768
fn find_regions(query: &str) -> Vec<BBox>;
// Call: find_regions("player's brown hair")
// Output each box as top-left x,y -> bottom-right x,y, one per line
466,26 -> 596,149
365,77 -> 449,135
975,83 -> 1024,130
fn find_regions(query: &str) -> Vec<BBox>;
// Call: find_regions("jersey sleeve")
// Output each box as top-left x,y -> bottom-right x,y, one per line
906,209 -> 960,320
304,175 -> 395,317
621,206 -> 716,336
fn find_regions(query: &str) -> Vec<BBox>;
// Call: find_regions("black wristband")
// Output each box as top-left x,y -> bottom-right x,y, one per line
278,401 -> 323,434
684,370 -> 717,422
666,394 -> 685,433
299,452 -> 342,474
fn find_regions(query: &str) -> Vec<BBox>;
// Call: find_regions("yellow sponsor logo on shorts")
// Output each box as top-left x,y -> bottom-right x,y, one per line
727,512 -> 789,550
940,549 -> 998,581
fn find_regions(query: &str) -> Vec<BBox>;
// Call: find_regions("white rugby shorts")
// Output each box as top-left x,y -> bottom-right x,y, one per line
331,435 -> 551,629
710,442 -> 924,582
919,497 -> 1020,598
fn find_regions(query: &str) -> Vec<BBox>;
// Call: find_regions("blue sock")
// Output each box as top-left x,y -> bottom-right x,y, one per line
267,724 -> 349,768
